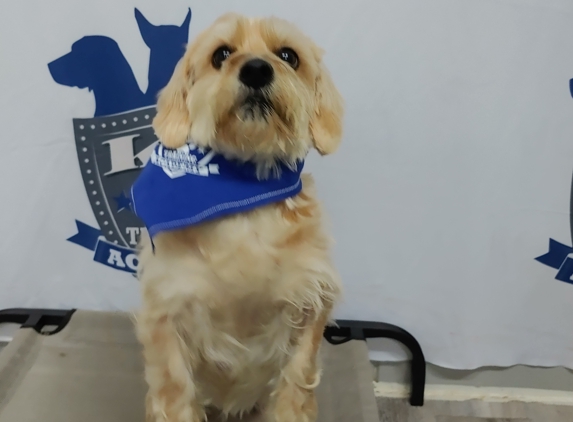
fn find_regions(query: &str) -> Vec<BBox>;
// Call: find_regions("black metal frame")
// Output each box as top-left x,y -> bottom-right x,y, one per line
324,320 -> 426,406
0,308 -> 426,406
0,308 -> 76,335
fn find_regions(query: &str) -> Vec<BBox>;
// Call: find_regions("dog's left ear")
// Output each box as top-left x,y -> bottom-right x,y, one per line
153,58 -> 193,149
310,60 -> 344,156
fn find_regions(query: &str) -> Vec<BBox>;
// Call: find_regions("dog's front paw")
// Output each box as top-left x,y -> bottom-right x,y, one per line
270,386 -> 318,422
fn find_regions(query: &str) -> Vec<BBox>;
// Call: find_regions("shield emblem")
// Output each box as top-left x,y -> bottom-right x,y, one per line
72,106 -> 158,249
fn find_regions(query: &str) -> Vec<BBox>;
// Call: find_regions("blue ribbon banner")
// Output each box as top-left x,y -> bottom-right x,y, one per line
67,220 -> 138,273
535,238 -> 573,285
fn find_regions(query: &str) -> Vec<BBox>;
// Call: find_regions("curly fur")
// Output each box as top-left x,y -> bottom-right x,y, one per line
135,13 -> 344,422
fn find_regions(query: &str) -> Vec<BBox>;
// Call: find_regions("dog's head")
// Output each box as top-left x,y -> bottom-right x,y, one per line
153,13 -> 344,175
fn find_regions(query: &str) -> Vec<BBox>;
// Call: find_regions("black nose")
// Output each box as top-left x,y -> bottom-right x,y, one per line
239,59 -> 274,89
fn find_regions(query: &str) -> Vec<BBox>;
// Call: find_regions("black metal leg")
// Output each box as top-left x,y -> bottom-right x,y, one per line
0,308 -> 76,335
324,320 -> 426,406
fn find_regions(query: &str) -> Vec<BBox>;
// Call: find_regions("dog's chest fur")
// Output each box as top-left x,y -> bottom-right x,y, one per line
136,175 -> 339,414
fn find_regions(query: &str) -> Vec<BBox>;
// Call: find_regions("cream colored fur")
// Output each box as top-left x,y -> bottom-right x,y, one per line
135,13 -> 344,422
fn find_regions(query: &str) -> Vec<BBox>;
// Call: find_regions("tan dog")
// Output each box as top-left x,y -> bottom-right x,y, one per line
135,13 -> 344,422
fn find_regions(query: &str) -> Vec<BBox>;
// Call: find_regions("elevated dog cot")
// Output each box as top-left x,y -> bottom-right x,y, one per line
0,308 -> 425,422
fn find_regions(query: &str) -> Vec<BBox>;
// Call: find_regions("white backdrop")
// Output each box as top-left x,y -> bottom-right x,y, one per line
1,0 -> 573,370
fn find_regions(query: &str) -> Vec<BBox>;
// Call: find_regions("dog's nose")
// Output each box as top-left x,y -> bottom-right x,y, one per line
239,59 -> 274,89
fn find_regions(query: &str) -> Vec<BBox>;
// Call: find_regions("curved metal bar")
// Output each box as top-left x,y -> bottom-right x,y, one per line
0,308 -> 76,335
324,319 -> 426,406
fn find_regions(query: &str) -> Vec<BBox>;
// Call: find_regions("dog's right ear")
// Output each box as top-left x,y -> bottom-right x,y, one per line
310,62 -> 344,156
152,59 -> 192,149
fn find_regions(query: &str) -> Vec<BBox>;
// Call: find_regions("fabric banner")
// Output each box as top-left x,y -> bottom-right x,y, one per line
1,0 -> 573,370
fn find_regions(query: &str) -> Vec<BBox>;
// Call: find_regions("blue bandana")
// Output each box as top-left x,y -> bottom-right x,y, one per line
131,143 -> 304,238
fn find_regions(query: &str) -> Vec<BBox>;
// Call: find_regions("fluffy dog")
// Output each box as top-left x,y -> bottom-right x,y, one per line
135,13 -> 344,422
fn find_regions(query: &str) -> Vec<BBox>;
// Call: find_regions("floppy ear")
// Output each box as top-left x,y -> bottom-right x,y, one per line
310,62 -> 344,155
152,58 -> 193,149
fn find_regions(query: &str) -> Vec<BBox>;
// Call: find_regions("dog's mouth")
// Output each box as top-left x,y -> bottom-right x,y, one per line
240,91 -> 273,121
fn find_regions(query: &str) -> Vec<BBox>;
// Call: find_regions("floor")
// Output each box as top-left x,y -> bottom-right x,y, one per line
377,397 -> 573,422
373,360 -> 573,393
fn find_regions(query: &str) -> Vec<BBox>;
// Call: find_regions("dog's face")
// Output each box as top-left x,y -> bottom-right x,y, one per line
153,13 -> 344,174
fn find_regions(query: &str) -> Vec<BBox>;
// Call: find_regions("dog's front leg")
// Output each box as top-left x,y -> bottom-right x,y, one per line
138,313 -> 204,422
268,310 -> 331,422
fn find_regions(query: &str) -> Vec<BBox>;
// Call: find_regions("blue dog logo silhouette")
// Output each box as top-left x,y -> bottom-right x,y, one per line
534,79 -> 573,285
48,8 -> 191,273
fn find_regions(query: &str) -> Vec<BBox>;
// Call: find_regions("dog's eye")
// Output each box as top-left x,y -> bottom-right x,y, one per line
212,46 -> 233,69
276,48 -> 299,69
